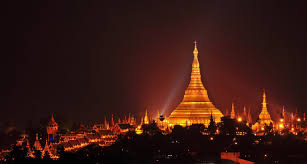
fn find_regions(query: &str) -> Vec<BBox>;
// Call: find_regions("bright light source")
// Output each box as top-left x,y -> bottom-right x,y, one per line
279,124 -> 284,128
297,118 -> 301,122
237,117 -> 242,122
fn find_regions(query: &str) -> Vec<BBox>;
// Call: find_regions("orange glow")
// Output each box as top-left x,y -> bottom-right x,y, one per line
297,118 -> 301,122
210,137 -> 214,141
237,117 -> 242,122
280,118 -> 284,122
279,124 -> 284,129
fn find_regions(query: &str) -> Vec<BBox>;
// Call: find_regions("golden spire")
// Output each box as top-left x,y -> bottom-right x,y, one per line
282,105 -> 286,118
104,116 -> 109,129
144,109 -> 149,124
230,103 -> 236,119
262,90 -> 267,110
243,106 -> 247,120
184,40 -> 209,101
193,40 -> 198,57
111,114 -> 114,126
168,41 -> 223,126
259,89 -> 272,121
247,108 -> 252,123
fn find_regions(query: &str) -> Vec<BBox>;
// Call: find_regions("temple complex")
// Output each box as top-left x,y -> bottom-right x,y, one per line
168,42 -> 223,126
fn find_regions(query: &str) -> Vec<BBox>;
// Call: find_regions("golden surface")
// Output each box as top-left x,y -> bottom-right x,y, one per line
168,41 -> 223,126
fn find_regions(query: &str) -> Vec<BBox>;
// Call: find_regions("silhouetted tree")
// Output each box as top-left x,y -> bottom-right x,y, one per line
188,124 -> 205,137
171,125 -> 185,137
264,123 -> 273,135
6,145 -> 28,161
56,145 -> 65,160
142,121 -> 161,135
34,150 -> 42,160
42,152 -> 51,160
219,116 -> 236,136
208,115 -> 217,135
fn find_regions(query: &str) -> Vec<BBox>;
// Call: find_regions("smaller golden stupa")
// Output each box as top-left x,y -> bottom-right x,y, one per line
252,90 -> 274,131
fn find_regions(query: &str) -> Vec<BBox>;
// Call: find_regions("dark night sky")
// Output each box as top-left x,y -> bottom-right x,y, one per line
1,1 -> 307,128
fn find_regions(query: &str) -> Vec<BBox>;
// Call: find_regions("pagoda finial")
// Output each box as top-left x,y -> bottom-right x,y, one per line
243,106 -> 247,119
144,109 -> 149,124
230,102 -> 236,119
262,89 -> 267,109
282,105 -> 285,118
51,113 -> 55,122
193,40 -> 198,57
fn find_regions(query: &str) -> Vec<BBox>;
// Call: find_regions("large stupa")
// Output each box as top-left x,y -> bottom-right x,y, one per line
168,41 -> 223,127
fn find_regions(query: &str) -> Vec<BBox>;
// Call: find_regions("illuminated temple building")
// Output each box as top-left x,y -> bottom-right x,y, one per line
168,42 -> 223,126
252,90 -> 274,132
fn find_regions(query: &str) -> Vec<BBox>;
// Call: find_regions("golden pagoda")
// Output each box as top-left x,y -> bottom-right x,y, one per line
252,90 -> 274,131
168,41 -> 223,127
144,109 -> 149,124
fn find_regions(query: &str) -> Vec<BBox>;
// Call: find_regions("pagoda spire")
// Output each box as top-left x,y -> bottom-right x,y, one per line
104,116 -> 109,129
111,114 -> 114,127
258,89 -> 273,123
230,103 -> 236,119
193,40 -> 198,57
262,90 -> 268,111
144,109 -> 149,124
210,110 -> 214,121
247,108 -> 252,123
168,41 -> 223,126
42,139 -> 50,157
184,40 -> 210,102
33,133 -> 42,151
51,113 -> 55,122
243,106 -> 247,120
282,106 -> 286,119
